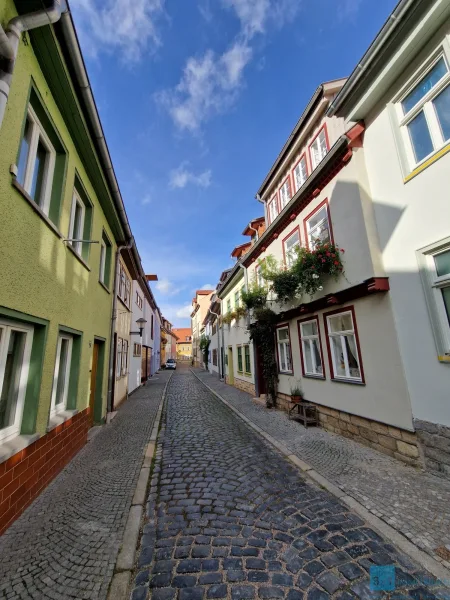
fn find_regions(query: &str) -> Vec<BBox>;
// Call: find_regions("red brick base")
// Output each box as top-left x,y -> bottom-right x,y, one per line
0,408 -> 90,534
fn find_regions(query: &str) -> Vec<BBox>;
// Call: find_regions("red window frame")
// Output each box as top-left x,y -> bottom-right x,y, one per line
323,305 -> 365,384
267,194 -> 279,224
308,123 -> 330,170
291,152 -> 309,193
303,198 -> 334,250
282,225 -> 301,267
275,322 -> 294,375
278,174 -> 293,211
297,315 -> 326,379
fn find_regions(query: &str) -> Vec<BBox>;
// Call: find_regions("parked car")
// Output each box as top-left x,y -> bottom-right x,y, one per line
166,358 -> 177,370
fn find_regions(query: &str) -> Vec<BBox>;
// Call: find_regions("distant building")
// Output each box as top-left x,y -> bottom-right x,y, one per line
173,328 -> 192,361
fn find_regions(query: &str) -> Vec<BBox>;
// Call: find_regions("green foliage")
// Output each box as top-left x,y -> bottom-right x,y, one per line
290,381 -> 303,397
241,283 -> 267,310
222,311 -> 235,325
234,305 -> 247,320
199,335 -> 211,369
248,307 -> 278,408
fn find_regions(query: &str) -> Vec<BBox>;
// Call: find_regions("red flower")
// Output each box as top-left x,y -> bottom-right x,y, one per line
322,259 -> 326,263
334,261 -> 339,265
340,248 -> 345,253
326,252 -> 331,256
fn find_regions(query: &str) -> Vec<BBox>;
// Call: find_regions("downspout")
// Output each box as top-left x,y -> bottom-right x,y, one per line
248,223 -> 259,242
209,308 -> 221,378
106,239 -> 133,414
0,1 -> 64,129
256,193 -> 268,226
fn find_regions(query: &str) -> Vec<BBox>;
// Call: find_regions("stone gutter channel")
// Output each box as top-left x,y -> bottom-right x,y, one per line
189,369 -> 450,585
106,372 -> 173,600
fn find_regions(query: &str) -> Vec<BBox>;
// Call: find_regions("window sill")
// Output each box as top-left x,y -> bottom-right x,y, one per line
12,179 -> 63,239
0,433 -> 41,465
279,370 -> 293,376
99,280 -> 111,294
47,409 -> 79,432
118,296 -> 131,310
404,142 -> 450,183
67,244 -> 91,271
331,377 -> 365,386
303,374 -> 326,380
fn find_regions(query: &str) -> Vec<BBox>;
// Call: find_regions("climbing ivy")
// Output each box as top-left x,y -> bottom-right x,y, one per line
199,335 -> 211,370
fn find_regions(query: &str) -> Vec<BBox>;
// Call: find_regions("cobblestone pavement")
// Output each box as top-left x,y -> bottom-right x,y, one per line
193,369 -> 450,562
131,369 -> 449,600
0,372 -> 171,600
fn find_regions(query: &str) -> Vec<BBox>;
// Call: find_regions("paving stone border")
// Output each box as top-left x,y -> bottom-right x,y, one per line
190,369 -> 450,584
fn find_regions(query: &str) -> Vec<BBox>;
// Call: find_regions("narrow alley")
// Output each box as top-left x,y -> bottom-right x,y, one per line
130,368 -> 448,600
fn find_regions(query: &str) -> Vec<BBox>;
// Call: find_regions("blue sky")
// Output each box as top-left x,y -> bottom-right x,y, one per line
71,0 -> 397,327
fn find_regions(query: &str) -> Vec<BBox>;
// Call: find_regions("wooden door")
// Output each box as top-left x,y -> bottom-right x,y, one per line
147,348 -> 152,378
141,347 -> 147,383
89,341 -> 100,425
227,347 -> 234,385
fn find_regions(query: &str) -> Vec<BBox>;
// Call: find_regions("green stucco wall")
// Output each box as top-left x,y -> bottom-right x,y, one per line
0,1 -> 117,432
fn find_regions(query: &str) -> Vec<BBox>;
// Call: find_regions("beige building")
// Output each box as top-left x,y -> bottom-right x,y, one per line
173,328 -> 192,360
191,290 -> 214,367
113,252 -> 134,409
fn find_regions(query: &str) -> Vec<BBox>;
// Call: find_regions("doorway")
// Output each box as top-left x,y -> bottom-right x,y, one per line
90,339 -> 105,424
227,347 -> 234,385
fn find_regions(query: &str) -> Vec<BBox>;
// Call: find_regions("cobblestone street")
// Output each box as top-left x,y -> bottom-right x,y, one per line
131,369 -> 450,599
0,372 -> 170,600
193,369 -> 450,562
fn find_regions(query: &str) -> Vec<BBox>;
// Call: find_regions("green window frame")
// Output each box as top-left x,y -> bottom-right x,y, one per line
234,290 -> 240,307
99,230 -> 112,289
237,346 -> 243,372
68,176 -> 93,263
227,299 -> 231,313
244,345 -> 251,374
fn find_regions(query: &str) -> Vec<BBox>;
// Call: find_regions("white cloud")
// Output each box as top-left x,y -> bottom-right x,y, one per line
156,278 -> 173,294
71,0 -> 165,62
338,0 -> 363,20
158,40 -> 252,132
222,0 -> 270,38
141,194 -> 152,206
176,305 -> 194,319
169,162 -> 212,189
199,284 -> 214,290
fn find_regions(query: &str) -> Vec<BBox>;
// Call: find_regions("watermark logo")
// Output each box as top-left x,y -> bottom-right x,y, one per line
370,565 -> 395,591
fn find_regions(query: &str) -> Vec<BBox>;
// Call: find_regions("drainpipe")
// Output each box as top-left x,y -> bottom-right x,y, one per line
248,223 -> 259,243
106,238 -> 133,414
0,1 -> 64,130
209,308 -> 221,379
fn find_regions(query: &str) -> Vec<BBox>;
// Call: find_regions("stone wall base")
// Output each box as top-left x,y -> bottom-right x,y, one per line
415,419 -> 450,478
0,408 -> 90,534
276,392 -> 421,468
225,376 -> 256,397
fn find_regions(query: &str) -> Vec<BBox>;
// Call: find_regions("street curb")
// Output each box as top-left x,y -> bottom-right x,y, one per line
190,369 -> 450,584
107,372 -> 173,600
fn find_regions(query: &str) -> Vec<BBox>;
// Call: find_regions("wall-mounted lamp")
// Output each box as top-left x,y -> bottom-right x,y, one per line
130,317 -> 147,338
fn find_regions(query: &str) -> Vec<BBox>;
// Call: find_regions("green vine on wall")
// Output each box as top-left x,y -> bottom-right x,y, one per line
199,335 -> 211,370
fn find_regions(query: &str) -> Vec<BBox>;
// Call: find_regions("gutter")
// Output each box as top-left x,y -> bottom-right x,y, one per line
0,0 -> 64,129
327,0 -> 416,117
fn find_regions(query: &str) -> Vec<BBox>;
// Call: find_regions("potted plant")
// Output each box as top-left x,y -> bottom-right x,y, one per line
290,382 -> 304,403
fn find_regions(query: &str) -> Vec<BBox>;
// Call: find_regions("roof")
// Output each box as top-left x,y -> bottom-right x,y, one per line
242,217 -> 265,237
231,242 -> 252,259
173,328 -> 192,343
256,79 -> 346,198
196,289 -> 214,295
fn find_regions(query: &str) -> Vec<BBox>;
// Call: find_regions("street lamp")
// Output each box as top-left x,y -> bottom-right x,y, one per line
130,317 -> 147,338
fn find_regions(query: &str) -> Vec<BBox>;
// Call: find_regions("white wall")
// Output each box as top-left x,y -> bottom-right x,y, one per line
363,26 -> 450,426
128,280 -> 156,394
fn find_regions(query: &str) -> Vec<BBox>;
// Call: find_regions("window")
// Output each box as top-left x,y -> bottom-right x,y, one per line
68,190 -> 85,255
325,308 -> 363,382
237,346 -> 243,372
417,239 -> 450,360
17,105 -> 56,215
244,345 -> 251,374
256,264 -> 265,288
283,228 -> 301,267
51,334 -> 73,416
0,320 -> 33,442
268,197 -> 279,224
116,338 -> 122,378
234,290 -> 240,307
293,155 -> 308,192
212,322 -> 217,335
136,292 -> 143,310
299,318 -> 324,377
118,264 -> 131,308
133,343 -> 142,357
99,231 -> 112,287
212,349 -> 218,366
227,299 -> 232,314
397,54 -> 450,167
309,126 -> 329,169
304,201 -> 332,249
279,178 -> 292,210
151,315 -> 154,339
276,326 -> 292,373
122,340 -> 129,376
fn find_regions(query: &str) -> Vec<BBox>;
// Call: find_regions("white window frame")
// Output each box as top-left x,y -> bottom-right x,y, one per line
299,318 -> 323,377
268,197 -> 279,224
305,203 -> 331,249
0,319 -> 34,443
122,339 -> 129,376
255,264 -> 265,288
310,127 -> 328,169
116,338 -> 123,378
326,310 -> 362,382
417,237 -> 450,361
395,49 -> 450,171
284,229 -> 301,267
244,344 -> 251,374
293,155 -> 308,192
50,333 -> 73,417
276,326 -> 292,374
279,179 -> 291,210
99,240 -> 106,284
68,190 -> 85,255
19,105 -> 56,215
